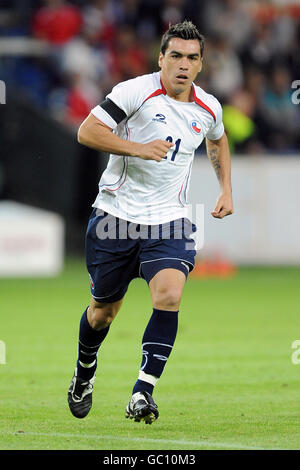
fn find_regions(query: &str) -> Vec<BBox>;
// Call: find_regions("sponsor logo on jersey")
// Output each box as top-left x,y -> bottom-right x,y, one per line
190,120 -> 202,134
152,113 -> 167,124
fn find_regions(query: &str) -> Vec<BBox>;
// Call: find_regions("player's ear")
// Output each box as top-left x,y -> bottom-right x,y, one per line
198,57 -> 203,73
158,52 -> 164,68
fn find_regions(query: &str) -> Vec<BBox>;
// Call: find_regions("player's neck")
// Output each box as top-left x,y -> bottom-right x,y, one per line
161,76 -> 193,103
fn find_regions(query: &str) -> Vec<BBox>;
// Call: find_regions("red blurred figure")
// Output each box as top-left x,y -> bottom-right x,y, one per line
65,73 -> 102,128
66,88 -> 90,126
32,0 -> 82,45
82,0 -> 116,47
110,26 -> 148,82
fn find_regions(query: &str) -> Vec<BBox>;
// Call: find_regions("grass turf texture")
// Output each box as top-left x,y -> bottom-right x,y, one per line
0,259 -> 299,450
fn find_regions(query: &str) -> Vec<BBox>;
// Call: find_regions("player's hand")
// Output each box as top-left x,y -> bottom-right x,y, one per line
134,139 -> 174,162
211,192 -> 234,219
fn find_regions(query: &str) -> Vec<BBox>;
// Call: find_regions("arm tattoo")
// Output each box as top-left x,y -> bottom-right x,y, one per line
207,144 -> 221,181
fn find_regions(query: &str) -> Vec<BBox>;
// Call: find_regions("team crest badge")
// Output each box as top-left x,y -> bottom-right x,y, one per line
89,274 -> 95,289
190,120 -> 202,134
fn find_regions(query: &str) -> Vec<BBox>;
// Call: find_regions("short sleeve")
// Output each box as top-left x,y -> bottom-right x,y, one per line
205,99 -> 224,141
91,76 -> 147,130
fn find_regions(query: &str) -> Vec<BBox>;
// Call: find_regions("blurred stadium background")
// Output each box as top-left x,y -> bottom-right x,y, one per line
0,0 -> 299,270
0,0 -> 300,451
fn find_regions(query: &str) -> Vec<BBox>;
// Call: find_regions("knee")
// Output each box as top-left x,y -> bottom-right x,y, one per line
88,304 -> 118,330
152,286 -> 182,310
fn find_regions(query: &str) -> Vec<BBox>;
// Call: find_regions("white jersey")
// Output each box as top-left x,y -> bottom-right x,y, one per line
91,71 -> 224,225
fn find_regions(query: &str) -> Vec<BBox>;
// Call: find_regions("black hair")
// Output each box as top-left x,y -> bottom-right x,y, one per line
160,20 -> 205,57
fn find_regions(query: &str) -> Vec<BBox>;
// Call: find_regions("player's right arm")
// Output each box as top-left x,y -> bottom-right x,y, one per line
79,75 -> 175,161
78,114 -> 173,163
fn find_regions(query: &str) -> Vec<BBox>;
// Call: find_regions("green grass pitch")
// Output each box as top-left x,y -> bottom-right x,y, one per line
0,259 -> 300,450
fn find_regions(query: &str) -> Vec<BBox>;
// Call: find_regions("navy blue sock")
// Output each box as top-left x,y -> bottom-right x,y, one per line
76,308 -> 110,380
133,379 -> 154,396
132,308 -> 178,395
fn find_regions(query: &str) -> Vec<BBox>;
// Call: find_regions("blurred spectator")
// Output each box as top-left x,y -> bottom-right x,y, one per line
242,22 -> 276,72
14,57 -> 51,107
287,21 -> 300,80
48,69 -> 103,129
32,0 -> 82,45
65,72 -> 102,128
223,89 -> 256,154
272,6 -> 296,56
244,67 -> 266,104
0,0 -> 299,151
81,0 -> 115,47
109,25 -> 148,82
113,0 -> 140,28
161,0 -> 185,31
135,0 -> 163,41
205,34 -> 244,101
108,0 -> 162,41
48,25 -> 111,128
260,65 -> 299,151
61,30 -> 111,87
206,0 -> 254,53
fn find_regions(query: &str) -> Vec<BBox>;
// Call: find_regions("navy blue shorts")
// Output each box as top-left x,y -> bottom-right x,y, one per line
85,209 -> 196,303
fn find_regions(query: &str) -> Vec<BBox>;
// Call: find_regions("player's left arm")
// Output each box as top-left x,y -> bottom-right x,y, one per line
206,132 -> 234,219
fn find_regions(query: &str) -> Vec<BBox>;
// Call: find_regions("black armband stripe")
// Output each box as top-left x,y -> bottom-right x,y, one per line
99,98 -> 127,124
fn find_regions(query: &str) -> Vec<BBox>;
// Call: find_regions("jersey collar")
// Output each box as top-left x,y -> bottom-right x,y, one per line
151,76 -> 216,123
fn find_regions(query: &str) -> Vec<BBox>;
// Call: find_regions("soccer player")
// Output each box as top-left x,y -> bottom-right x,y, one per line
68,20 -> 233,424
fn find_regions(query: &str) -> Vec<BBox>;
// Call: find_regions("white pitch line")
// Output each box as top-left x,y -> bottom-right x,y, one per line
2,431 -> 276,450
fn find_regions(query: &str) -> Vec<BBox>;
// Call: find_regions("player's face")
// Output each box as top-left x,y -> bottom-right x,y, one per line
158,38 -> 203,100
